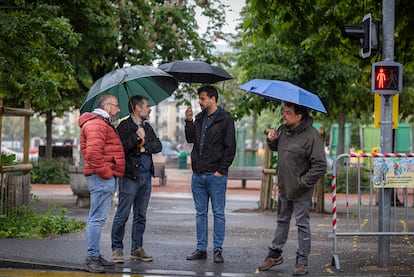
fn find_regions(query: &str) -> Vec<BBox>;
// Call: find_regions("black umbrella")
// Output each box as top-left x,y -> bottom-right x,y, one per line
158,60 -> 233,84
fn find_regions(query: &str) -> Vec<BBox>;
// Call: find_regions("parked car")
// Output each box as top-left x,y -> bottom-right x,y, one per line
155,141 -> 179,164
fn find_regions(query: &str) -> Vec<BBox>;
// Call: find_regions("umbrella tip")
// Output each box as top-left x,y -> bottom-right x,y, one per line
250,86 -> 256,90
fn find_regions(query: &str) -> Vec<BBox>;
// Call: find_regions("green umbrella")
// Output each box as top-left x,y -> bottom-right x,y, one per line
80,65 -> 178,118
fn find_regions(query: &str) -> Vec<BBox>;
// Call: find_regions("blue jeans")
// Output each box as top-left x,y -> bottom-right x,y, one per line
86,174 -> 116,258
191,173 -> 227,252
111,173 -> 152,252
270,193 -> 312,265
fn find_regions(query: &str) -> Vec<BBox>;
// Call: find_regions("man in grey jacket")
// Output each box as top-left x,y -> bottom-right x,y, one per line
258,102 -> 326,276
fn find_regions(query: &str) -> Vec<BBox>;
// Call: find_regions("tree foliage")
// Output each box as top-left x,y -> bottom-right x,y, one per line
235,0 -> 414,153
0,0 -> 228,157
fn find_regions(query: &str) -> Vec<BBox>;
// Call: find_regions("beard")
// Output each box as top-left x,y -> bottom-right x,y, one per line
109,114 -> 119,123
140,112 -> 149,121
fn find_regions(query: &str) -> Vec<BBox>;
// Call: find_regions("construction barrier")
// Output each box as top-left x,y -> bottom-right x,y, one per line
331,152 -> 414,269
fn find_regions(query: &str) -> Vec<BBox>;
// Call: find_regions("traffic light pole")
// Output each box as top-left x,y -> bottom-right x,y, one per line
378,0 -> 395,267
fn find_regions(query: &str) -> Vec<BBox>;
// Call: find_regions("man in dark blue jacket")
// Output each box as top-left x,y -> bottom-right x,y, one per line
111,95 -> 162,264
184,85 -> 236,263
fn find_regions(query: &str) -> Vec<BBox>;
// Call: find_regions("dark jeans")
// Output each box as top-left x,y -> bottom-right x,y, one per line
111,173 -> 152,252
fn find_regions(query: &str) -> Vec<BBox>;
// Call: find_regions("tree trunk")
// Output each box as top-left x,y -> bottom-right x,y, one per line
314,126 -> 326,213
252,112 -> 257,149
45,111 -> 53,159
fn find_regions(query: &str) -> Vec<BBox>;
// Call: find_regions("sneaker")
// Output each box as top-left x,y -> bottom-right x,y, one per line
186,249 -> 207,260
257,256 -> 283,271
131,247 -> 153,262
213,250 -> 224,263
293,264 -> 308,276
99,255 -> 115,267
112,249 -> 124,264
83,256 -> 105,273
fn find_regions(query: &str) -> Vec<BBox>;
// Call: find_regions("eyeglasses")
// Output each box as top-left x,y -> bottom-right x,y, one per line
108,103 -> 120,108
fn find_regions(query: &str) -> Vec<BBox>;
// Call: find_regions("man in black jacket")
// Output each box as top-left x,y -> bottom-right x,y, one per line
111,95 -> 162,264
184,85 -> 236,263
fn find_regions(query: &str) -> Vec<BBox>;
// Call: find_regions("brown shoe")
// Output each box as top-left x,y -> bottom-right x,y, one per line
293,264 -> 308,275
112,249 -> 124,264
257,256 -> 283,271
131,247 -> 153,262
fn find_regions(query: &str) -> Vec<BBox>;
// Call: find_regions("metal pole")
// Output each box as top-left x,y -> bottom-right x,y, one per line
378,0 -> 395,266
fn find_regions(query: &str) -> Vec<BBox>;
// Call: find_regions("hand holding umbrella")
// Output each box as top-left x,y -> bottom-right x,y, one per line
267,128 -> 277,141
185,106 -> 193,121
136,125 -> 146,153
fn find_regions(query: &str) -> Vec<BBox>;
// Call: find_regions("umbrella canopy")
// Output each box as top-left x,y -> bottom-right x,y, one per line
158,60 -> 233,84
239,79 -> 327,113
80,65 -> 178,118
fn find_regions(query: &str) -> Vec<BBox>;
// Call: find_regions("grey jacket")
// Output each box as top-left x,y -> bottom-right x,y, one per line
267,117 -> 326,201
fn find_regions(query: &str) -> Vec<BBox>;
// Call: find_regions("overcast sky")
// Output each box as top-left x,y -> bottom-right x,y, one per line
197,0 -> 245,35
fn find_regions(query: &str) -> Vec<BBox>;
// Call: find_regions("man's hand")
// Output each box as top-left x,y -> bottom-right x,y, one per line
214,171 -> 223,177
137,125 -> 145,138
185,106 -> 193,121
267,128 -> 277,141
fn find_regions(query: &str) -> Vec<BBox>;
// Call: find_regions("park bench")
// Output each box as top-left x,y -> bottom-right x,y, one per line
153,163 -> 167,187
227,166 -> 263,189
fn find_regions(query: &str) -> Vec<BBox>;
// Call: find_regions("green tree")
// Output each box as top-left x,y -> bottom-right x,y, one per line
235,0 -> 414,155
1,0 -> 228,158
0,2 -> 82,158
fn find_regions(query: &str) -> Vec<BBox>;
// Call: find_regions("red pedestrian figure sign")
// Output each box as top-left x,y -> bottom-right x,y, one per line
376,68 -> 386,88
372,61 -> 403,94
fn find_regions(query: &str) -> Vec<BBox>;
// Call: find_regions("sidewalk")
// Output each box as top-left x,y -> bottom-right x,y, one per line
1,168 -> 414,276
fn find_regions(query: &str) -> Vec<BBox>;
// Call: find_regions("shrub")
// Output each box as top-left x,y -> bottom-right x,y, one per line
324,166 -> 371,193
0,202 -> 85,238
31,159 -> 70,184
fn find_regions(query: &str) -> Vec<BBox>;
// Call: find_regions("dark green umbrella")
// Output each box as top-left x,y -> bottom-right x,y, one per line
80,65 -> 178,118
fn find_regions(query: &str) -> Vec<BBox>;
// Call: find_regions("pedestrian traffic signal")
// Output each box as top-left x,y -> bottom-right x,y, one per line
342,13 -> 379,58
371,61 -> 403,94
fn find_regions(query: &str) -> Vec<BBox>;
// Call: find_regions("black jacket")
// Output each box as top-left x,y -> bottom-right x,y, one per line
185,107 -> 236,176
117,116 -> 162,180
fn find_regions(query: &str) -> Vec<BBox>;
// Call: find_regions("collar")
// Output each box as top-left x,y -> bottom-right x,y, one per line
92,108 -> 110,119
130,115 -> 145,127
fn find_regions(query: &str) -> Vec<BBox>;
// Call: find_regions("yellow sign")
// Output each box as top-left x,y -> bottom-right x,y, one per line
374,93 -> 398,129
373,157 -> 414,188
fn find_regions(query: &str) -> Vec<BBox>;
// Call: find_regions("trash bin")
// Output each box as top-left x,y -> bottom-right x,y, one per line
178,151 -> 188,169
245,148 -> 257,166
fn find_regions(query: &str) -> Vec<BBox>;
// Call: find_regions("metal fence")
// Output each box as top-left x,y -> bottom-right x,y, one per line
331,152 -> 414,269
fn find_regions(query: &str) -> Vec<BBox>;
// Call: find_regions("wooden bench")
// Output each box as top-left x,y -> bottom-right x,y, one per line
228,166 -> 263,189
153,163 -> 167,186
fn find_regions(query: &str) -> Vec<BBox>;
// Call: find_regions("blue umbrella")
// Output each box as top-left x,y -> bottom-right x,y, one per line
239,79 -> 327,113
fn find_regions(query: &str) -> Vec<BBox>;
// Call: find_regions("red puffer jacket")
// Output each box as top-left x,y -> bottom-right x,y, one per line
79,113 -> 125,179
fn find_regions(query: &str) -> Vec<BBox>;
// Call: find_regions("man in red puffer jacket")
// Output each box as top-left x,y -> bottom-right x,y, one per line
78,94 -> 125,273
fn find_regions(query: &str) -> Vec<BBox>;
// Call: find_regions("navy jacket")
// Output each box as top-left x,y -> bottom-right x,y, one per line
185,108 -> 236,176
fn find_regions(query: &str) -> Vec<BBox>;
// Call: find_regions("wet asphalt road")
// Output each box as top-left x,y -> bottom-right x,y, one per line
1,191 -> 414,276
